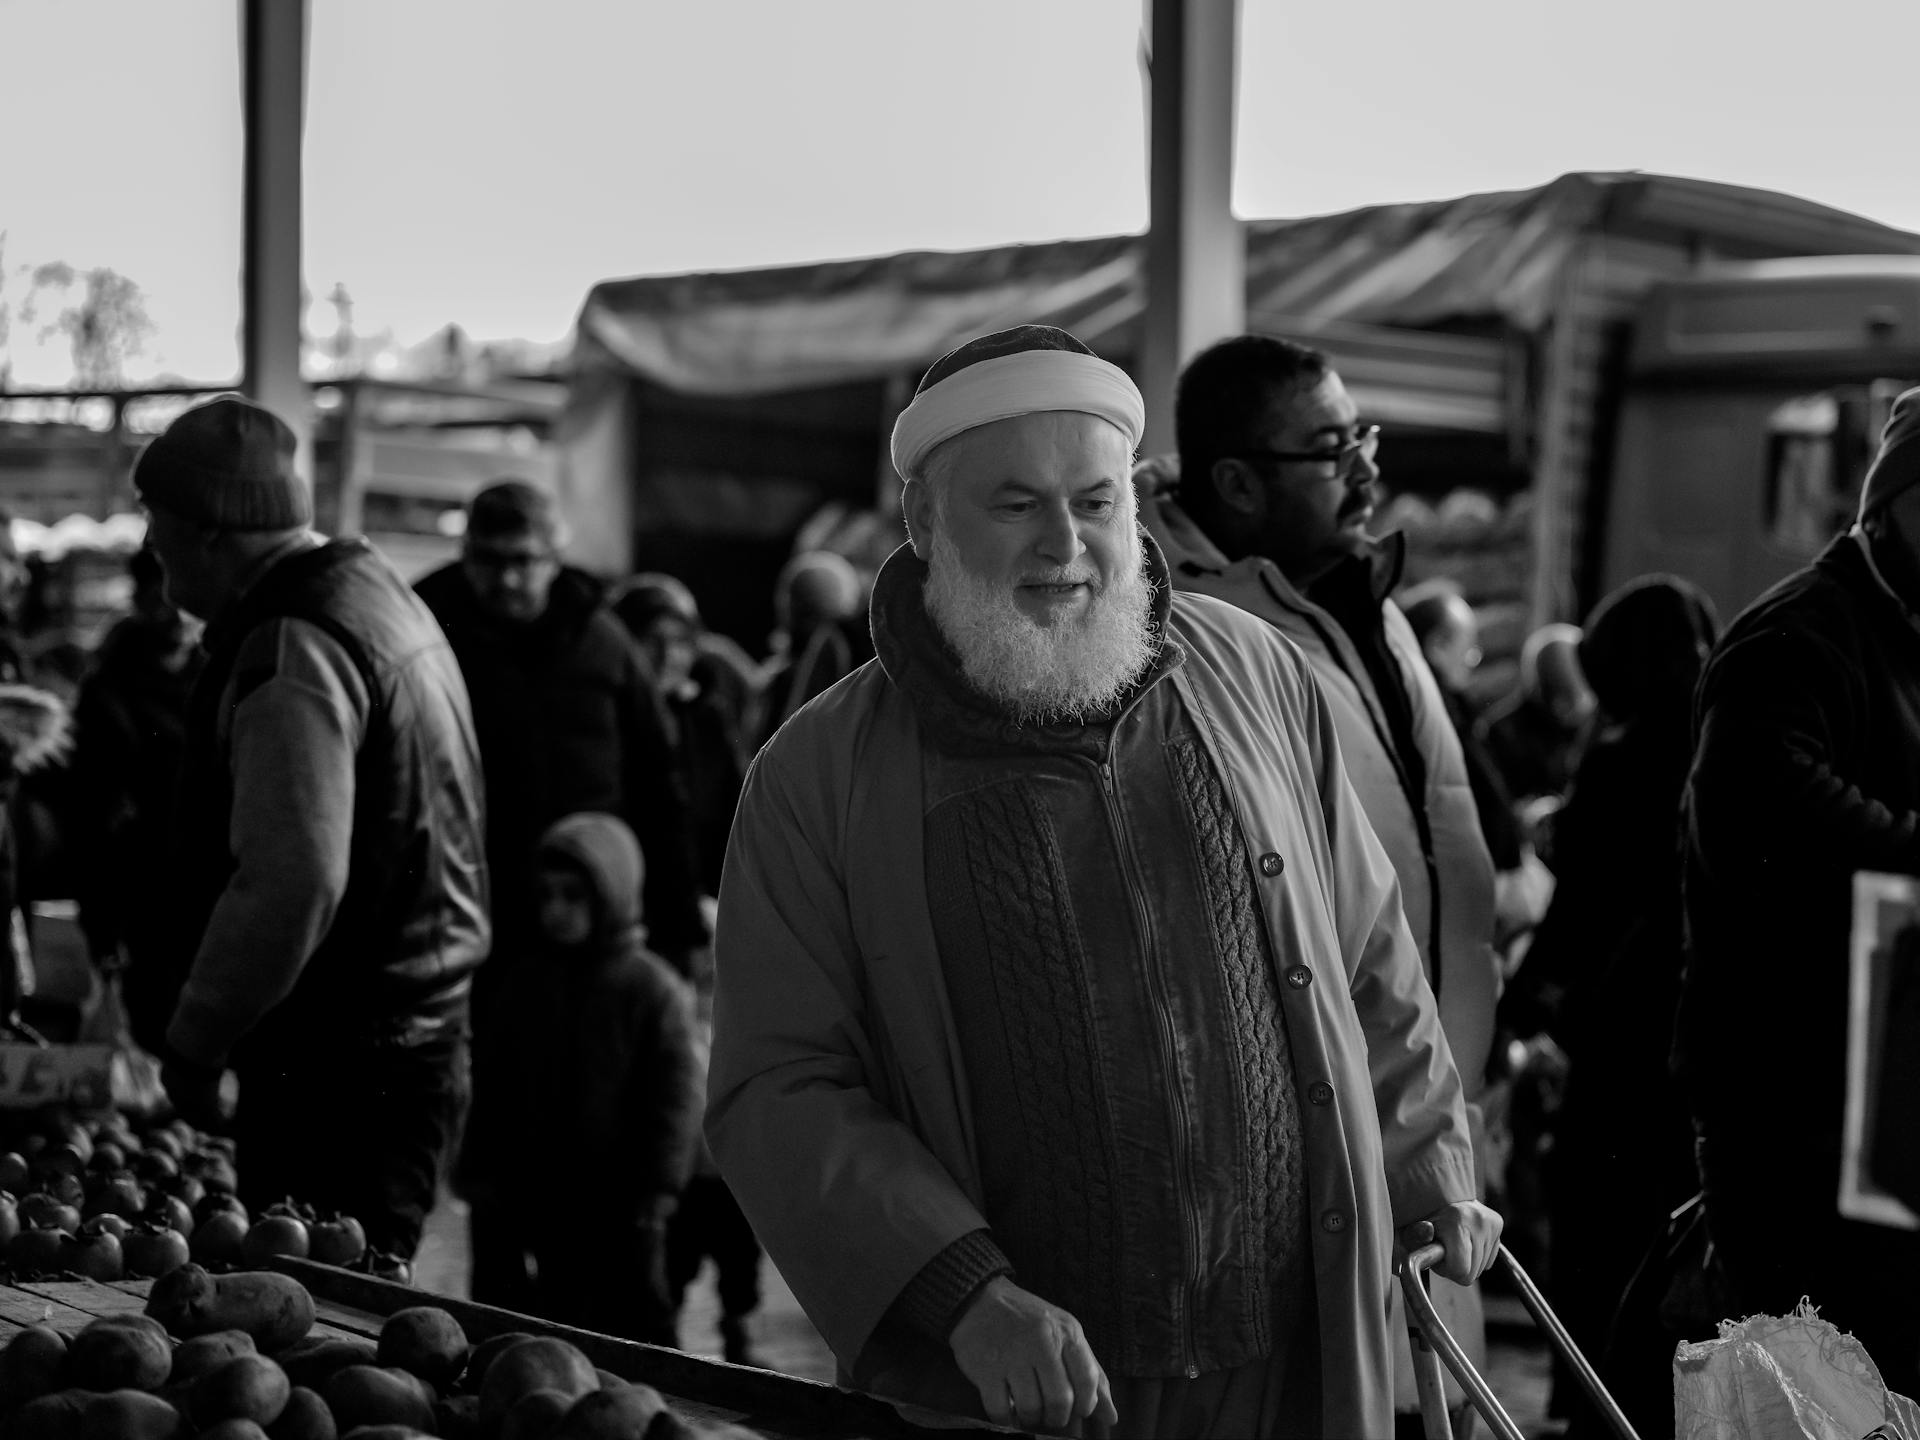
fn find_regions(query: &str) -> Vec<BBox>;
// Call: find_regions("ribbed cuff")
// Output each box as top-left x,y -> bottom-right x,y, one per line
892,1229 -> 1014,1340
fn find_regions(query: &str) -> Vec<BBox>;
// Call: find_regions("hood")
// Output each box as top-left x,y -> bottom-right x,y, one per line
1579,575 -> 1718,724
536,811 -> 644,943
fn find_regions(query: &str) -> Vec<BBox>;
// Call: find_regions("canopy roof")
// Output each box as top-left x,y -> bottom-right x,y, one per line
574,171 -> 1920,398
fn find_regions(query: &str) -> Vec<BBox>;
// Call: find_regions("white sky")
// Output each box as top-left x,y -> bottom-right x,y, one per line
2,0 -> 1918,386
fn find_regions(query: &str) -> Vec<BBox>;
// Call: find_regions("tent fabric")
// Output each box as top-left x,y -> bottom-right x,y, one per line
572,171 -> 1920,399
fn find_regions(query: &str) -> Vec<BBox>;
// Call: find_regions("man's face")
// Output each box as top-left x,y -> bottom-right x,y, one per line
141,506 -> 220,621
907,409 -> 1138,629
463,528 -> 560,624
904,410 -> 1156,725
639,615 -> 697,693
1234,372 -> 1380,586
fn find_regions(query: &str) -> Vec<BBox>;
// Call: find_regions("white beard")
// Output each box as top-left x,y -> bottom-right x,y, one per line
924,525 -> 1158,725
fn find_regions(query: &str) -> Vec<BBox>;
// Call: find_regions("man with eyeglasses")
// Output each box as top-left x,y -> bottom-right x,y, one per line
1137,334 -> 1503,1439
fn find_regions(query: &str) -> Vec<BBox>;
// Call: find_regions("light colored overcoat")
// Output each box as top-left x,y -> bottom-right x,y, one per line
1139,480 -> 1503,1402
709,585 -> 1476,1440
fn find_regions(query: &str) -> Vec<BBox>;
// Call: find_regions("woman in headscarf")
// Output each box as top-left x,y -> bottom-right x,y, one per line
1499,574 -> 1717,1435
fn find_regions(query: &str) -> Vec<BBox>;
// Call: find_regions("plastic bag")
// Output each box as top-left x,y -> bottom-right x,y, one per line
1674,1302 -> 1920,1440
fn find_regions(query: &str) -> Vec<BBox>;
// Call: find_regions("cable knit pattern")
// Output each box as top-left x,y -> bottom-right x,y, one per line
938,777 -> 1126,1363
1168,735 -> 1312,1349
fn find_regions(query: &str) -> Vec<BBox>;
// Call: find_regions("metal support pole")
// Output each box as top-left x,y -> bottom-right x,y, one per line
240,0 -> 312,483
1139,0 -> 1245,458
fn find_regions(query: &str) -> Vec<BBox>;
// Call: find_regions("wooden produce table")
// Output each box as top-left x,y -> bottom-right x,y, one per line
0,1259 -> 1017,1440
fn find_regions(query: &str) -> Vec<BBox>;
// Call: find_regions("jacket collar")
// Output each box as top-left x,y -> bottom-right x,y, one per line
1135,473 -> 1406,619
869,536 -> 1183,757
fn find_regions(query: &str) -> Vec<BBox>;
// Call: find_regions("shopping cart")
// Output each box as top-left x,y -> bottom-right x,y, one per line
1397,1224 -> 1641,1440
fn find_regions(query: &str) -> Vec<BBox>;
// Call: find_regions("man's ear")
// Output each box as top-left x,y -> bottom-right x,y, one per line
1208,457 -> 1265,518
901,479 -> 935,560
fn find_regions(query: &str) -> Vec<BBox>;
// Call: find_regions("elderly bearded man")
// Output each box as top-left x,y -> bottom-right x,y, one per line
709,326 -> 1499,1440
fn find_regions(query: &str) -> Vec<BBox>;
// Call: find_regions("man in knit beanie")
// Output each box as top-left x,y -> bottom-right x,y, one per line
1681,384 -> 1920,1394
711,325 -> 1487,1439
136,395 -> 489,1268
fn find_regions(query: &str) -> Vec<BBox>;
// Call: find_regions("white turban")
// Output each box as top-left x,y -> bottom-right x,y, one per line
889,326 -> 1146,482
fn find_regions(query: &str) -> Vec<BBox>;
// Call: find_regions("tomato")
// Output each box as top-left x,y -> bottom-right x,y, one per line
0,1190 -> 18,1248
86,1140 -> 126,1174
146,1192 -> 195,1237
7,1223 -> 68,1273
309,1212 -> 368,1267
86,1211 -> 131,1240
242,1213 -> 311,1266
65,1218 -> 125,1280
162,1172 -> 207,1210
131,1147 -> 181,1185
38,1168 -> 85,1207
18,1191 -> 81,1234
83,1171 -> 147,1220
0,1151 -> 27,1193
193,1191 -> 249,1229
190,1209 -> 250,1268
123,1220 -> 192,1279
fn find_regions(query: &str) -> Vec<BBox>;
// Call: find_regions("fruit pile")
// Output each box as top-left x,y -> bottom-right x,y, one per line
0,1113 -> 388,1285
0,1263 -> 764,1438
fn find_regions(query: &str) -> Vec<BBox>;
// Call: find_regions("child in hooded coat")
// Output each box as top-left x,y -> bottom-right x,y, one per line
460,810 -> 702,1343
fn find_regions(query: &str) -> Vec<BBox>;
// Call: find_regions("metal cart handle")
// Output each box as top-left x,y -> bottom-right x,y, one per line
1395,1227 -> 1643,1440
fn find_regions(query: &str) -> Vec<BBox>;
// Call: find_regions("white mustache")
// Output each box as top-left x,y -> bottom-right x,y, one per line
1017,570 -> 1099,587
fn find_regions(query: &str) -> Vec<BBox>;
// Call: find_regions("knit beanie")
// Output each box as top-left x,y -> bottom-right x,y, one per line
132,396 -> 311,530
1859,386 -> 1920,521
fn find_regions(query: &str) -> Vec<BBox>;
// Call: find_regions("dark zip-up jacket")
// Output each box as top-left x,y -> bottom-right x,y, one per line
415,563 -> 705,963
1681,532 -> 1920,1144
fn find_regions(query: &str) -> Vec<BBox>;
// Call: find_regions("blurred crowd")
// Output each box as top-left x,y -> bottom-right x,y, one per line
0,358 -> 1914,1440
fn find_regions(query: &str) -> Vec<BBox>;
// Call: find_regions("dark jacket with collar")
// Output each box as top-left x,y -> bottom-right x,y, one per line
415,562 -> 705,962
1681,532 -> 1920,1140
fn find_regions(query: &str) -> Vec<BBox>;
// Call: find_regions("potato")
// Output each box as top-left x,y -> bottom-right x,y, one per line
171,1330 -> 258,1384
67,1315 -> 172,1392
274,1336 -> 378,1391
499,1387 -> 573,1440
191,1353 -> 292,1428
198,1422 -> 272,1440
77,1388 -> 183,1439
433,1393 -> 484,1439
266,1385 -> 338,1440
321,1365 -> 436,1433
478,1338 -> 599,1428
11,1388 -> 90,1440
552,1384 -> 669,1438
376,1307 -> 468,1390
145,1263 -> 316,1351
461,1330 -> 534,1393
0,1325 -> 71,1408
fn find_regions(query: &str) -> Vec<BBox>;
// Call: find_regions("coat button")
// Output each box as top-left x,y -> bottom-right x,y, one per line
1322,1209 -> 1347,1233
1308,1081 -> 1334,1106
1286,965 -> 1313,989
1259,852 -> 1285,877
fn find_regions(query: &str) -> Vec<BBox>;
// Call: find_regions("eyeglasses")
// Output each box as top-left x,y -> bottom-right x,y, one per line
1230,424 -> 1381,477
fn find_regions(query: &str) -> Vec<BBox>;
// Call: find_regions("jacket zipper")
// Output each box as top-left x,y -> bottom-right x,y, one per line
1097,752 -> 1203,1380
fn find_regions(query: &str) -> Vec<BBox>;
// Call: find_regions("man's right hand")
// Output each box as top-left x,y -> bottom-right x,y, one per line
948,1276 -> 1118,1436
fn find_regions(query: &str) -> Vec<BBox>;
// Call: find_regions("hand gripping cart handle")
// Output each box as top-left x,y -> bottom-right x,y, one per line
1396,1225 -> 1642,1440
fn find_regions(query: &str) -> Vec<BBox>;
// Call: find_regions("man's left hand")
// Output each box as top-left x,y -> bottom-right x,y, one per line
1404,1200 -> 1503,1286
162,1058 -> 228,1132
